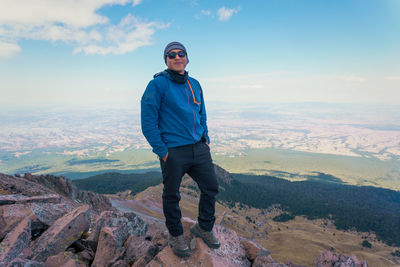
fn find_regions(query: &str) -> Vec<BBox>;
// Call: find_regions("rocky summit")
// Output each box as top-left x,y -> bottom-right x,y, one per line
0,172 -> 369,267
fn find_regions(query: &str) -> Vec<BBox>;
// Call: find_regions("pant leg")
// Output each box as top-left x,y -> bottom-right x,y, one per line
187,142 -> 219,231
160,146 -> 190,236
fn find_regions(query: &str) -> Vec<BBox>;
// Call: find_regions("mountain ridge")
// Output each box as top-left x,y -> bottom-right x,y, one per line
0,171 -> 371,266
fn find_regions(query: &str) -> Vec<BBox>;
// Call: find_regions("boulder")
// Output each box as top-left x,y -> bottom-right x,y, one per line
314,250 -> 368,267
0,174 -> 57,197
91,227 -> 126,267
252,255 -> 289,267
4,258 -> 45,267
22,174 -> 112,212
0,204 -> 33,240
240,237 -> 270,262
45,251 -> 87,267
147,219 -> 251,267
76,190 -> 112,213
31,205 -> 90,262
88,210 -> 147,243
27,202 -> 75,226
124,234 -> 161,266
0,194 -> 61,205
0,218 -> 31,266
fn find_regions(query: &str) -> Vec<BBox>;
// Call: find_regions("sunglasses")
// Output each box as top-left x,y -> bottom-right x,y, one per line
167,51 -> 186,59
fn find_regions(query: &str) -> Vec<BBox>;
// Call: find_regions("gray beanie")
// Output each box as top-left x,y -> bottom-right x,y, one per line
164,41 -> 189,64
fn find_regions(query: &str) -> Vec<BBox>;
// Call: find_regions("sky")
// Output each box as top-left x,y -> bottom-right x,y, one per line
0,0 -> 400,109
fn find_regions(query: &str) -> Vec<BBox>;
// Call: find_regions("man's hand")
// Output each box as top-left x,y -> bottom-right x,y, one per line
162,152 -> 168,162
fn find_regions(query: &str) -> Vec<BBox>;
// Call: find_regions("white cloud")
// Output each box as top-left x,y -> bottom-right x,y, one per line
74,15 -> 168,55
0,0 -> 167,56
132,0 -> 142,6
0,41 -> 21,58
217,6 -> 240,21
202,10 -> 211,16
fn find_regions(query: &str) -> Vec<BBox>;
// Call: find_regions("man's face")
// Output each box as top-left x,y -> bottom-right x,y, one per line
166,49 -> 187,74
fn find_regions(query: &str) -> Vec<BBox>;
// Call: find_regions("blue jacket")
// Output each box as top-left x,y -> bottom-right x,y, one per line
141,71 -> 209,158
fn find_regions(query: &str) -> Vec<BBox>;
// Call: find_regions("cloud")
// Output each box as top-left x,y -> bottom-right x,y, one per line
217,6 -> 240,21
132,0 -> 142,6
0,0 -> 167,56
202,10 -> 211,16
0,41 -> 21,58
74,15 -> 168,55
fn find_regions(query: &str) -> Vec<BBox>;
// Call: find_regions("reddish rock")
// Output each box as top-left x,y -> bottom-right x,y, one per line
28,202 -> 75,226
314,250 -> 368,267
147,220 -> 251,267
240,237 -> 270,261
88,210 -> 147,243
31,205 -> 90,262
253,254 -> 289,267
0,218 -> 31,266
59,259 -> 87,267
76,190 -> 112,213
91,227 -> 126,267
4,258 -> 45,267
0,174 -> 57,197
22,173 -> 112,212
0,194 -> 61,205
45,251 -> 87,267
124,234 -> 161,266
0,204 -> 33,240
76,249 -> 95,264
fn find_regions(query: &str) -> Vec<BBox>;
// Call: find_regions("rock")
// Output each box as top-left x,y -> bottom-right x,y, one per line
22,174 -> 112,212
5,258 -> 45,267
75,190 -> 112,213
0,202 -> 74,242
31,205 -> 90,262
124,234 -> 161,266
147,219 -> 251,267
88,210 -> 147,243
0,194 -> 61,205
91,227 -> 126,267
314,250 -> 368,267
76,249 -> 95,264
28,202 -> 75,226
45,251 -> 87,267
22,174 -> 77,200
0,218 -> 31,266
59,259 -> 87,267
0,174 -> 58,197
253,254 -> 289,267
0,204 -> 32,240
240,237 -> 270,262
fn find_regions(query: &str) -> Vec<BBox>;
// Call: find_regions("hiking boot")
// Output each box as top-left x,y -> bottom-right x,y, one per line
190,223 -> 221,249
168,234 -> 191,257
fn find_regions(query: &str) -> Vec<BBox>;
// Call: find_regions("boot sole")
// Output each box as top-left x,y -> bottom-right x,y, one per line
190,226 -> 221,249
168,242 -> 191,258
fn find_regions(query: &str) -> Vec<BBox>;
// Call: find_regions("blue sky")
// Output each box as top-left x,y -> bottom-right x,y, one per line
1,0 -> 399,108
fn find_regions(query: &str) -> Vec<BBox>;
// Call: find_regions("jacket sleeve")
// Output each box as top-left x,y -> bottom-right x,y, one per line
141,79 -> 168,158
199,83 -> 210,144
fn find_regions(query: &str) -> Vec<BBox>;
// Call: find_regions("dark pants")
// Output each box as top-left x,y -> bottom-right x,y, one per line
160,141 -> 219,237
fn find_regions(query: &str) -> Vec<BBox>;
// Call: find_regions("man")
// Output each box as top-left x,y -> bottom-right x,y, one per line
141,41 -> 220,257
